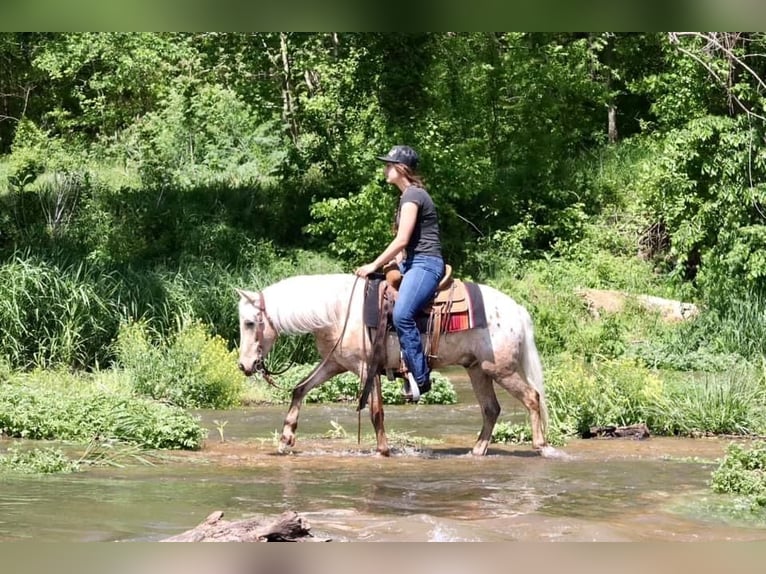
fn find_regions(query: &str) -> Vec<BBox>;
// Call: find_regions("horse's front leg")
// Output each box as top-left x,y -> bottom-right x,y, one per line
366,370 -> 389,457
279,359 -> 344,452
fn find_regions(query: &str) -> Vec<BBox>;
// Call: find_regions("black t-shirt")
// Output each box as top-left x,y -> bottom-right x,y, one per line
396,185 -> 442,259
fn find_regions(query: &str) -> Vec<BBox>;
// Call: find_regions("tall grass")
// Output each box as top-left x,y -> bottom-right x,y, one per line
545,356 -> 766,439
0,244 -> 343,371
0,255 -> 119,368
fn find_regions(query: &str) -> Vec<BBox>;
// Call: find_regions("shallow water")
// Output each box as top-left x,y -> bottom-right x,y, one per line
1,372 -> 765,542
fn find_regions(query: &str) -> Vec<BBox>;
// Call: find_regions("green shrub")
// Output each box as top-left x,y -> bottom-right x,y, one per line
260,365 -> 457,406
115,319 -> 243,409
0,370 -> 204,449
491,421 -> 532,444
711,441 -> 766,508
545,355 -> 666,438
0,445 -> 79,474
127,84 -> 286,190
380,371 -> 457,405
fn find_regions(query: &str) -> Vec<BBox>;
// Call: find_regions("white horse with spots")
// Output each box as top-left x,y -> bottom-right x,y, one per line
237,273 -> 558,457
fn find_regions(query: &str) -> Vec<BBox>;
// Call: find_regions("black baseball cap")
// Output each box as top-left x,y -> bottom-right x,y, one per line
376,145 -> 419,170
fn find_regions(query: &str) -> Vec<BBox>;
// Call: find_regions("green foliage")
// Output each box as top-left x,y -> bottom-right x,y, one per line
711,442 -> 766,508
6,119 -> 48,189
306,181 -> 396,264
495,244 -> 677,361
32,33 -> 192,136
126,83 -> 287,190
544,354 -> 766,440
0,369 -> 204,449
251,364 -> 358,404
635,291 -> 766,370
545,355 -> 665,438
629,37 -> 723,131
635,115 -> 766,301
259,365 -> 457,406
466,221 -> 533,279
653,369 -> 766,437
491,421 -> 532,444
0,445 -> 79,474
115,319 -> 243,409
0,254 -> 120,369
380,371 -> 457,405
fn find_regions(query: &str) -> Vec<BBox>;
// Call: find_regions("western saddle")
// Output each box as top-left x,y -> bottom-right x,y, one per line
358,263 -> 469,408
379,263 -> 469,366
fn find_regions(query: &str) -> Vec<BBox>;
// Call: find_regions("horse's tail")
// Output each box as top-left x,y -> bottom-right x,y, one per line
519,306 -> 548,433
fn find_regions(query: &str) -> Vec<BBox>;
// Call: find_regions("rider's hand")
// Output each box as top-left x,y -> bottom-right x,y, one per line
355,263 -> 378,278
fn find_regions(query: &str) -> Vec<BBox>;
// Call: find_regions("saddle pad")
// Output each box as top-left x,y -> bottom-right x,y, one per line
363,278 -> 385,328
462,281 -> 487,329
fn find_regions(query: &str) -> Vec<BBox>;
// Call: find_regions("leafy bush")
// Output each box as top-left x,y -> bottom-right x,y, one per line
491,421 -> 532,444
711,441 -> 766,508
126,84 -> 286,190
634,115 -> 766,301
115,319 -> 243,409
0,445 -> 79,474
5,119 -> 49,190
306,180 -> 396,264
0,370 -> 204,449
545,355 -> 666,438
262,363 -> 362,404
259,364 -> 457,405
380,371 -> 457,405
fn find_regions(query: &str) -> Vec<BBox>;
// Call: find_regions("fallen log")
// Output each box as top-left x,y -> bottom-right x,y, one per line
584,423 -> 651,440
162,510 -> 327,542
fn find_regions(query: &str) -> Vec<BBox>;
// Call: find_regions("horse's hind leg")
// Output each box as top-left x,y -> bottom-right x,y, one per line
467,365 -> 501,456
280,360 -> 344,451
495,371 -> 548,453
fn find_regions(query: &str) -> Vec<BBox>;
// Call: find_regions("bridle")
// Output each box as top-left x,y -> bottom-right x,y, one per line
247,276 -> 363,390
251,292 -> 293,386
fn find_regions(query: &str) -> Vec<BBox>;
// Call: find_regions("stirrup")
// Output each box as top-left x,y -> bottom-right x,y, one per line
403,372 -> 421,402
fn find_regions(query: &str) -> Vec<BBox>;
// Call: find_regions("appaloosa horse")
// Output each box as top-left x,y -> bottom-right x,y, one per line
237,273 -> 558,457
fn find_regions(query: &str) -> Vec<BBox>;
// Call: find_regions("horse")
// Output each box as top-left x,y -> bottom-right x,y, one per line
236,273 -> 558,458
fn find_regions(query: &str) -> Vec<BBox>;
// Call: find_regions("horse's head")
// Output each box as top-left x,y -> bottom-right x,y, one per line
236,288 -> 278,376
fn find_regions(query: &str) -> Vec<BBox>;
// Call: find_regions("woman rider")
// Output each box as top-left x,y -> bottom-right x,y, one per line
354,145 -> 445,399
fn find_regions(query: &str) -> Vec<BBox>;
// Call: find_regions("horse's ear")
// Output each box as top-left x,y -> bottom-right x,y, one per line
235,288 -> 260,303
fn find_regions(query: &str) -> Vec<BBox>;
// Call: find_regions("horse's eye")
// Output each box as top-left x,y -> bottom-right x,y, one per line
244,320 -> 256,329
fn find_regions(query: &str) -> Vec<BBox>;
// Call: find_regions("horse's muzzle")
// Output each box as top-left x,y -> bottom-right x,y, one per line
238,361 -> 255,377
238,358 -> 264,377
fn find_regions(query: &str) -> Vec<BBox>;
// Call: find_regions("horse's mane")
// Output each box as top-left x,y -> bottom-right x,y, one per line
261,274 -> 356,334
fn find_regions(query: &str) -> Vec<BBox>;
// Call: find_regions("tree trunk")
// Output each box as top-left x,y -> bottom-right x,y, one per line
280,32 -> 299,143
607,104 -> 618,143
162,510 -> 327,542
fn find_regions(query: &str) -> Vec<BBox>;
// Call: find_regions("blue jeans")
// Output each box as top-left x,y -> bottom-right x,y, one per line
393,254 -> 445,386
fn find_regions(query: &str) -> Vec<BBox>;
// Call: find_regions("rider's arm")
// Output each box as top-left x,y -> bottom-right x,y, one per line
356,201 -> 417,276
